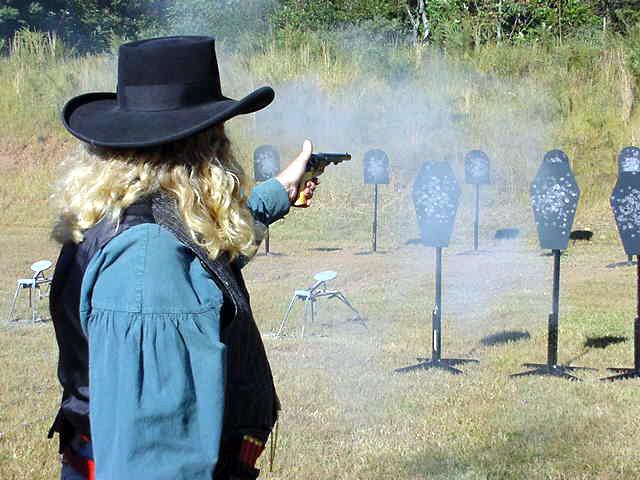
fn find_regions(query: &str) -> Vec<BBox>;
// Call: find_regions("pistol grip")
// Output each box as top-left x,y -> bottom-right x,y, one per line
294,171 -> 316,207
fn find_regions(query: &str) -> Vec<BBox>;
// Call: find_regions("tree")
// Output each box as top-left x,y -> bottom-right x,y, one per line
0,0 -> 170,52
592,0 -> 640,32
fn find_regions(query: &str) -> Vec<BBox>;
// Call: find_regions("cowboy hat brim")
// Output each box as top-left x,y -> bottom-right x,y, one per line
62,86 -> 274,149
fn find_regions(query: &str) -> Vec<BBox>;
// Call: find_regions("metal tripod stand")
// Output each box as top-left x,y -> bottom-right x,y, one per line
275,271 -> 366,338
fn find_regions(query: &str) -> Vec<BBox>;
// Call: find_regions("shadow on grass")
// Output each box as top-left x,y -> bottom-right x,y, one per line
606,259 -> 637,268
480,330 -> 531,347
456,249 -> 493,256
583,335 -> 627,349
565,335 -> 628,365
256,251 -> 287,257
405,238 -> 424,246
309,247 -> 343,252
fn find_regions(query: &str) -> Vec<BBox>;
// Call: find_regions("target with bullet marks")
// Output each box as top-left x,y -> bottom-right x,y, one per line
464,150 -> 491,185
413,161 -> 461,247
253,145 -> 281,182
364,149 -> 390,184
619,146 -> 640,174
530,150 -> 580,250
612,146 -> 640,256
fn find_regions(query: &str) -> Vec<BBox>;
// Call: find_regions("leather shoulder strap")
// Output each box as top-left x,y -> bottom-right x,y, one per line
150,192 -> 251,318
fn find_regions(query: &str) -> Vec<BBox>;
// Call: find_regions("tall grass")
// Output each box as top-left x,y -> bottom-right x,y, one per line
0,28 -> 637,222
0,30 -> 114,143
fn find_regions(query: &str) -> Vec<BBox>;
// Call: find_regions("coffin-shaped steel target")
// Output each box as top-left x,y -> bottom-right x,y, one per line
253,145 -> 281,182
612,146 -> 640,256
464,150 -> 491,185
530,150 -> 580,250
364,149 -> 390,185
413,161 -> 461,248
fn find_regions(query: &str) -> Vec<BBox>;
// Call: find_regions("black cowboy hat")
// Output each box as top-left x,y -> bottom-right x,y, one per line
62,36 -> 274,149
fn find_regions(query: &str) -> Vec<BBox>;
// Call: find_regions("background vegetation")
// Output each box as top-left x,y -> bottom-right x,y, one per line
3,1 -> 640,50
3,2 -> 640,217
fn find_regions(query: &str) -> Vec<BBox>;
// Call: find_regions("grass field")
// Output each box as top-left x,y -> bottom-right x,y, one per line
3,28 -> 640,480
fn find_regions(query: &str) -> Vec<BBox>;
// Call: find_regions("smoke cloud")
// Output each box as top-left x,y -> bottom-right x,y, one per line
156,6 -> 557,448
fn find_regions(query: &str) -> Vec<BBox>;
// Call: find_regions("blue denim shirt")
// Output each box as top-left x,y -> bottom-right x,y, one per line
78,179 -> 290,480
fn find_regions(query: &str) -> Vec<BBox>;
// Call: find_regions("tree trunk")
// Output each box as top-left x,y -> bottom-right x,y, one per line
406,0 -> 430,45
497,0 -> 503,43
419,0 -> 430,44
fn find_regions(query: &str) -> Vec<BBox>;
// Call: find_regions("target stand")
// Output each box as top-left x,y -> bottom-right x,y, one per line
513,150 -> 593,380
254,145 -> 281,256
395,246 -> 479,374
603,258 -> 640,381
396,161 -> 478,375
603,146 -> 640,381
260,227 -> 287,258
512,249 -> 594,380
457,184 -> 492,256
459,150 -> 491,255
364,149 -> 390,253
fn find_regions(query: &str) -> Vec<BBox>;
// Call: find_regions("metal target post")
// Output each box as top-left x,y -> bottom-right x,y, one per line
264,229 -> 270,255
464,150 -> 491,253
364,149 -> 390,253
253,145 -> 281,256
396,161 -> 478,375
512,149 -> 594,380
603,258 -> 640,381
548,249 -> 561,366
604,146 -> 640,381
432,246 -> 443,362
373,184 -> 379,252
474,184 -> 480,251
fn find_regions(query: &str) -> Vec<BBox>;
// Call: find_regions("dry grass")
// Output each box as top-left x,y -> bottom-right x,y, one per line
2,158 -> 640,479
2,30 -> 640,480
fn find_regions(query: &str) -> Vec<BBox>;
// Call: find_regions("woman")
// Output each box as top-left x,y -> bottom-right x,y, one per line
48,36 -> 318,480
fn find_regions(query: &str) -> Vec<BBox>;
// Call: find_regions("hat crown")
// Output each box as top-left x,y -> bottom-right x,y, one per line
62,35 -> 274,148
117,36 -> 222,111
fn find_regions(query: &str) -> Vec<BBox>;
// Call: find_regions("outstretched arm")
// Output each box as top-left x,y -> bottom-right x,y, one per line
247,140 -> 319,225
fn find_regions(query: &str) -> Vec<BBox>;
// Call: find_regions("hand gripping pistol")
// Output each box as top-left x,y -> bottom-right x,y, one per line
294,152 -> 352,207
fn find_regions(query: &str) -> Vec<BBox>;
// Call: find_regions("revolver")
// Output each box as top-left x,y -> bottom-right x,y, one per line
295,152 -> 352,207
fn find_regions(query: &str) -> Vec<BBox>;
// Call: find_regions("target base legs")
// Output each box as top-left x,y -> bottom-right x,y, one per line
602,369 -> 640,381
396,247 -> 478,375
511,363 -> 594,381
395,357 -> 478,375
602,316 -> 640,382
512,251 -> 593,381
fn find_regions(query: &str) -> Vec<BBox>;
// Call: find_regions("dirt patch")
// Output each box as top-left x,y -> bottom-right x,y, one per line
0,137 -> 71,171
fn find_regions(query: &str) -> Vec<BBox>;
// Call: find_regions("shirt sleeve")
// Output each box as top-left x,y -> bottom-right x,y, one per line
239,178 -> 292,267
247,178 -> 291,227
80,224 -> 226,480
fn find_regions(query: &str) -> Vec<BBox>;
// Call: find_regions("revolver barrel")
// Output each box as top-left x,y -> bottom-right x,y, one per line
308,152 -> 352,170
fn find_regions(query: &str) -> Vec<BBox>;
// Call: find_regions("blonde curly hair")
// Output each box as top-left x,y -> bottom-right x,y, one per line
51,124 -> 257,261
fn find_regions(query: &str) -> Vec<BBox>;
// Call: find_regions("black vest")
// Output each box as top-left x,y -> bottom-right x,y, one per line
49,193 -> 279,463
